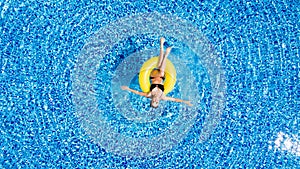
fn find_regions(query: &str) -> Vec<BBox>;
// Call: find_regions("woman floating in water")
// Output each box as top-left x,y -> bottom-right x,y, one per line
121,37 -> 192,108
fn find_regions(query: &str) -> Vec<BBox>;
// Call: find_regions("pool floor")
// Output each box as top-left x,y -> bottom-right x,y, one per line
1,0 -> 299,168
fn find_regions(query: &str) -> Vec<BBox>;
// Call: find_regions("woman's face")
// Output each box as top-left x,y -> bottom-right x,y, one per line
150,88 -> 162,108
151,97 -> 160,108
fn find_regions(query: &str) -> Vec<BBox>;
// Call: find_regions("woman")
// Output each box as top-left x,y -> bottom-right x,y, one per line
121,37 -> 192,108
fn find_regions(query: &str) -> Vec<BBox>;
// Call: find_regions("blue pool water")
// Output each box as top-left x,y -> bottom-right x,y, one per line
1,0 -> 299,168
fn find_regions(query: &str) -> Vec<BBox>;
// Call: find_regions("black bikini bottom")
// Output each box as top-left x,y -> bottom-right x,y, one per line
150,68 -> 165,80
150,84 -> 164,92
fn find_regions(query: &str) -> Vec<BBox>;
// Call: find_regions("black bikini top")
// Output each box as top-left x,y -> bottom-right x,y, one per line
150,84 -> 165,92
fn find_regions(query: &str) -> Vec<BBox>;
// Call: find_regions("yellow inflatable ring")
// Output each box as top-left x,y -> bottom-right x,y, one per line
139,57 -> 176,95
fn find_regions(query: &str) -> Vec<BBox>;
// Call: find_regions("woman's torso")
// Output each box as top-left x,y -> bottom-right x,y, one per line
150,77 -> 163,84
150,69 -> 164,84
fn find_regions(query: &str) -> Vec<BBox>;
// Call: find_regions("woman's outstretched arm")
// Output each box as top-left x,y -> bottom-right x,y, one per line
163,96 -> 193,106
121,86 -> 148,97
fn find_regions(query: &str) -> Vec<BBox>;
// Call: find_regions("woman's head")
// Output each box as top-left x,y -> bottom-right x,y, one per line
150,88 -> 163,108
150,95 -> 160,108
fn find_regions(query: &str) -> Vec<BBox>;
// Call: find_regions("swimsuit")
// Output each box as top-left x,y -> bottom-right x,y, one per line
149,68 -> 165,93
150,68 -> 165,80
150,84 -> 164,92
150,76 -> 165,80
147,84 -> 165,99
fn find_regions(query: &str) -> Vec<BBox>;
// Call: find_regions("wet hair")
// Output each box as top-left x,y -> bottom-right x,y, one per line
150,99 -> 159,108
149,87 -> 163,109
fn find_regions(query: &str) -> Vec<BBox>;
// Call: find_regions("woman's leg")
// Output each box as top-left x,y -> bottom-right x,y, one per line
158,47 -> 172,75
157,37 -> 165,68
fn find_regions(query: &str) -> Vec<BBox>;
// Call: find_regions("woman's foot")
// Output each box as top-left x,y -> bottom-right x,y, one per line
160,37 -> 165,46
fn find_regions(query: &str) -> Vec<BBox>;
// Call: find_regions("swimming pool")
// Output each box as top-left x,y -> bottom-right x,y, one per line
1,0 -> 299,168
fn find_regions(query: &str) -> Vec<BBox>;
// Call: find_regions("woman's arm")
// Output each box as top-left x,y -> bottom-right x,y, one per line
163,96 -> 193,106
121,86 -> 148,97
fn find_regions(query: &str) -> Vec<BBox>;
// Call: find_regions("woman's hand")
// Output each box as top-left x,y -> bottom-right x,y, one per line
121,86 -> 147,97
184,101 -> 193,106
121,86 -> 129,90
